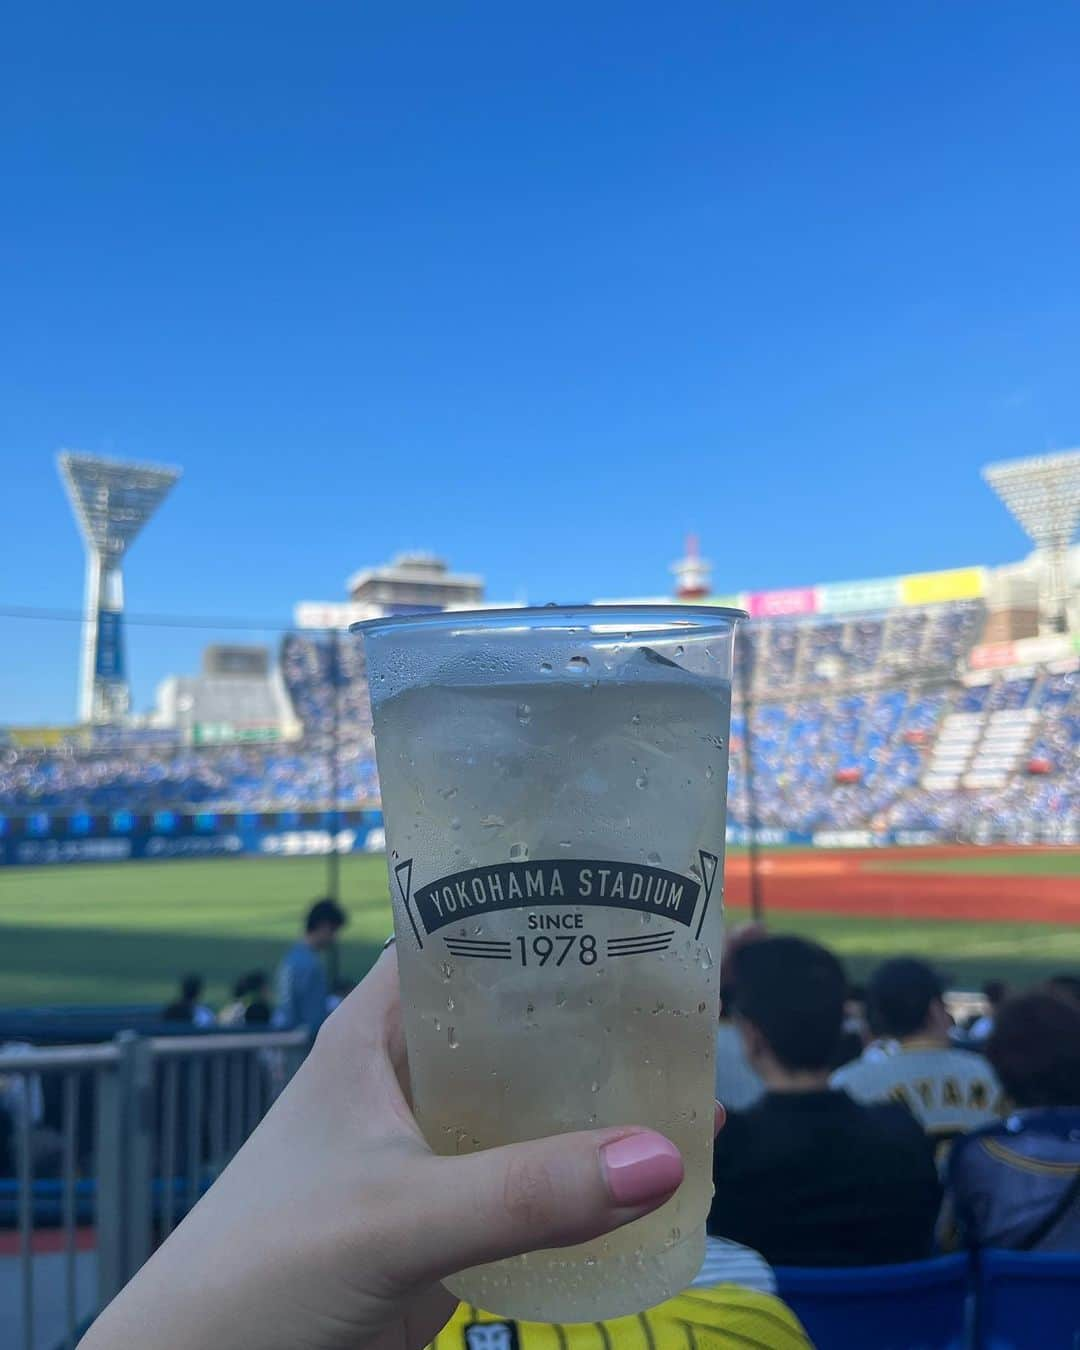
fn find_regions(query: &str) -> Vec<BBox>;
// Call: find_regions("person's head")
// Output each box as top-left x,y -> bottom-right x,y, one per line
305,898 -> 347,949
245,969 -> 270,1000
986,991 -> 1080,1109
732,936 -> 846,1086
180,973 -> 204,1004
718,921 -> 767,1021
982,979 -> 1008,1011
866,958 -> 948,1042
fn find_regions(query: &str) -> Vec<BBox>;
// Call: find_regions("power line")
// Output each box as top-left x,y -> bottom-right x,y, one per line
0,604 -> 321,634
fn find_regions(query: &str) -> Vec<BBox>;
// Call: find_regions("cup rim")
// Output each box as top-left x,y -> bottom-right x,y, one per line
351,602 -> 747,638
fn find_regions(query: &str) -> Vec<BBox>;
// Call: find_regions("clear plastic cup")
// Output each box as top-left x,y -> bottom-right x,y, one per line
358,604 -> 743,1322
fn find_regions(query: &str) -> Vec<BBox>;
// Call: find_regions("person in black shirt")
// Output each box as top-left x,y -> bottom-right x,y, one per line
708,936 -> 941,1267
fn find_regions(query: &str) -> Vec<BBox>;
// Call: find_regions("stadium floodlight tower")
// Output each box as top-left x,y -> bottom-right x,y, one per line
58,451 -> 181,724
982,448 -> 1080,635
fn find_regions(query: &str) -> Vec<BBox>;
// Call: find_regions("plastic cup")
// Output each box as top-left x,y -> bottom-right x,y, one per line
358,604 -> 743,1321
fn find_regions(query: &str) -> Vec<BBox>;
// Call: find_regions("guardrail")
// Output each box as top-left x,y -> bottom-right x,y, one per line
0,1027 -> 308,1350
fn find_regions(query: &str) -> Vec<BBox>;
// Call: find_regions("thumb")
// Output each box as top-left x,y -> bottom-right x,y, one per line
400,1127 -> 683,1286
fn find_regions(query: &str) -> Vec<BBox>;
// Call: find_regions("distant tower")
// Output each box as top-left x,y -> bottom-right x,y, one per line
58,451 -> 181,723
982,449 -> 1080,634
670,534 -> 712,600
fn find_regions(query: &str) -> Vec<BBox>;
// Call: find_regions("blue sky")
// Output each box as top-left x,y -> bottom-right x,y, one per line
2,2 -> 1078,721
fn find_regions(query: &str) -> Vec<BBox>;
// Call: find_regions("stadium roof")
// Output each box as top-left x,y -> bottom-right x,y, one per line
58,451 -> 181,558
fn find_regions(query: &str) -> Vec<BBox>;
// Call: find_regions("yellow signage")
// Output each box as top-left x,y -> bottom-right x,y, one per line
900,566 -> 985,606
6,725 -> 86,748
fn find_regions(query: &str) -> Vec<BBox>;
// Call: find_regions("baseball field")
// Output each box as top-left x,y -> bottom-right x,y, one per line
0,845 -> 1077,1008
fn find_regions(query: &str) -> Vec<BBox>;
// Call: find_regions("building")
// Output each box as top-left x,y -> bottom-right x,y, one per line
346,552 -> 484,610
154,644 -> 301,745
295,552 -> 486,630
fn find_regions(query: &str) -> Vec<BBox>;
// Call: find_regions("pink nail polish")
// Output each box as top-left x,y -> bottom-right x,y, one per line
600,1133 -> 683,1206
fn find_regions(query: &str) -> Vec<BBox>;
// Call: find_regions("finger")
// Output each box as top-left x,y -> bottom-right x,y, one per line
714,1101 -> 726,1136
396,1127 -> 683,1286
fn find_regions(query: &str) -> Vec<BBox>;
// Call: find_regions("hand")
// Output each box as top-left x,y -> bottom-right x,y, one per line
84,948 -> 710,1350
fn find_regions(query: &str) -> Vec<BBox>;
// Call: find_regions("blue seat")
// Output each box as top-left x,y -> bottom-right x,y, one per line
774,1255 -> 969,1350
977,1249 -> 1080,1350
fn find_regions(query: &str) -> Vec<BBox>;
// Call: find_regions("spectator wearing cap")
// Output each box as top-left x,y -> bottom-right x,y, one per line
274,899 -> 348,1034
944,990 -> 1080,1251
707,936 -> 941,1266
832,957 -> 1002,1147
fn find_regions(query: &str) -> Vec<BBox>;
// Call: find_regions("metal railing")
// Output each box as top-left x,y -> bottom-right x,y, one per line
0,1027 -> 308,1350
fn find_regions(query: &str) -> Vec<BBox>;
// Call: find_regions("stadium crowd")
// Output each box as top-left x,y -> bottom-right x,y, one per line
59,921 -> 1080,1350
2,605 -> 1077,841
138,911 -> 1080,1267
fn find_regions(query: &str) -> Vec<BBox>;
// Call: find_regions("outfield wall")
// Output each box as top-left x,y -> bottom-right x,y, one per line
1,809 -> 1075,866
0,808 -> 385,866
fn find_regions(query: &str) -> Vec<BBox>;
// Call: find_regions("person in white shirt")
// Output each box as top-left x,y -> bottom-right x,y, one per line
831,958 -> 1003,1148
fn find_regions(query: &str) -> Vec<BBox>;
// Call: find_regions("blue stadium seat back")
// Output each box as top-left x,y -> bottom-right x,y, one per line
977,1249 -> 1080,1350
774,1255 -> 969,1350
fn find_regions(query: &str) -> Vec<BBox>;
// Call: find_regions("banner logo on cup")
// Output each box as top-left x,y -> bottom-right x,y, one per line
393,852 -> 720,949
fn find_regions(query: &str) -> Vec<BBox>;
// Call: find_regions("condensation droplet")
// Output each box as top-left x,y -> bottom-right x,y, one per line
705,765 -> 714,781
646,850 -> 661,865
674,645 -> 684,657
517,703 -> 532,724
555,991 -> 567,1007
439,786 -> 458,799
630,712 -> 641,726
526,1002 -> 534,1015
566,655 -> 590,673
450,818 -> 461,831
434,1017 -> 441,1031
480,814 -> 505,830
447,996 -> 455,1011
540,661 -> 553,673
699,946 -> 716,971
510,842 -> 529,861
441,962 -> 453,980
473,924 -> 483,935
558,839 -> 572,849
635,771 -> 649,789
590,1080 -> 599,1092
697,1001 -> 707,1014
448,1027 -> 459,1049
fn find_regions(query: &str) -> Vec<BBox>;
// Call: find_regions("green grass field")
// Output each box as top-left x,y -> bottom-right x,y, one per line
1,851 -> 1078,1007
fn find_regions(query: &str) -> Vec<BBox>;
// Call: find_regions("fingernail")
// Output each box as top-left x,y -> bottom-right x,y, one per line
714,1102 -> 726,1136
600,1132 -> 683,1206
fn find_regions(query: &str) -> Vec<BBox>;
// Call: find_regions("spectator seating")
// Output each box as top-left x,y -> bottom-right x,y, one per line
975,1250 -> 1080,1349
1,605 -> 1076,839
774,1255 -> 970,1350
